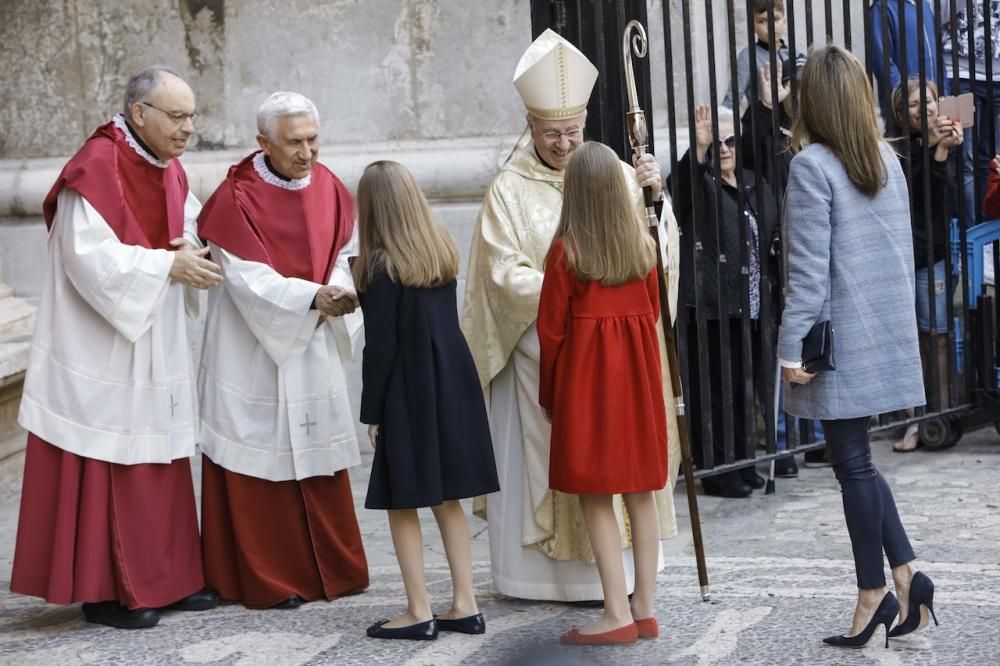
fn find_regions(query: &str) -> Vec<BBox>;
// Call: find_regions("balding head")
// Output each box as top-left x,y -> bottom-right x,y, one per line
124,66 -> 197,160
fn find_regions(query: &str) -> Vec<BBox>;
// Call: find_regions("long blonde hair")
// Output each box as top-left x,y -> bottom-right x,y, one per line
790,45 -> 886,196
352,160 -> 459,292
552,142 -> 656,285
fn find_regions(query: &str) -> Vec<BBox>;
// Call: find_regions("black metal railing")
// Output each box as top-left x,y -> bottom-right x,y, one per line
531,0 -> 1000,481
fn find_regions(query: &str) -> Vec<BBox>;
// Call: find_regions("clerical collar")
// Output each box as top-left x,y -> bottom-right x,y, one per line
252,151 -> 311,190
112,114 -> 169,169
264,156 -> 291,182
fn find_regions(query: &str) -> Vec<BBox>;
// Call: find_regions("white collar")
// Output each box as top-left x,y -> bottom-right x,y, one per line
112,114 -> 169,169
252,152 -> 311,190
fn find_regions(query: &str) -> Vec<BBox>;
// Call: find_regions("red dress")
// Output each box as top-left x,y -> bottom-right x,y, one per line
538,239 -> 668,494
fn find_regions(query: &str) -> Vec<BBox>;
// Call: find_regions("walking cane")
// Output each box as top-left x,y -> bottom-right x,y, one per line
623,19 -> 710,602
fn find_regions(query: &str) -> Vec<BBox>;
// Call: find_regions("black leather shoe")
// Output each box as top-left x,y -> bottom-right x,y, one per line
272,595 -> 304,609
740,468 -> 766,489
773,455 -> 799,478
164,589 -> 220,612
367,618 -> 438,640
436,612 -> 486,634
82,602 -> 161,629
702,473 -> 753,498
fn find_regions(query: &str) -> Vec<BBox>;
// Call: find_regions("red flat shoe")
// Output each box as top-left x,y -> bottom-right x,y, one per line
635,617 -> 659,639
560,622 -> 638,645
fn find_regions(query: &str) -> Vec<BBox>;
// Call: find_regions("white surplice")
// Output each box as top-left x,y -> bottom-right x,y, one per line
197,231 -> 363,482
18,187 -> 204,465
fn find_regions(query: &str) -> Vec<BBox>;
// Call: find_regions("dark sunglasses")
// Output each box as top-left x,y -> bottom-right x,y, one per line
714,134 -> 737,149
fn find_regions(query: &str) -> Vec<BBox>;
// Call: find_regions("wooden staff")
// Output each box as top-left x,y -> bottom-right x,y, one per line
622,18 -> 710,601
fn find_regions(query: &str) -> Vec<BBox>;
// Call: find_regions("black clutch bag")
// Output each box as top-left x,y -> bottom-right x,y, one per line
801,320 -> 835,374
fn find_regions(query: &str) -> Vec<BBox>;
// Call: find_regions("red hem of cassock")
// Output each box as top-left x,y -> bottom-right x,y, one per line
200,456 -> 369,609
10,434 -> 205,609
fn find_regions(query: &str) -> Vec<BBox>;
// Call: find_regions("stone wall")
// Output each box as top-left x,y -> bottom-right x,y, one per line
0,0 -> 871,484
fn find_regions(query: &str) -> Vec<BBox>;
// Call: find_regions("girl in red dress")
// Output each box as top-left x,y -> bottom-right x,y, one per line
538,141 -> 668,646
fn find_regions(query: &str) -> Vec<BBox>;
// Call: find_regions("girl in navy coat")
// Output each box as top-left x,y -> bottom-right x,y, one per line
353,160 -> 499,641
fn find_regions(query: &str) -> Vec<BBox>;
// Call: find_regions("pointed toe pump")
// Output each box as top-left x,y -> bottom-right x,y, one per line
823,592 -> 899,649
888,572 -> 939,638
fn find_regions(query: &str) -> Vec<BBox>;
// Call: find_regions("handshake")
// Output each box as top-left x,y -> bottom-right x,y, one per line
315,285 -> 359,318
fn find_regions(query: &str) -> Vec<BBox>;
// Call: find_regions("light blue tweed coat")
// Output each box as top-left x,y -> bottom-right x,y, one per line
777,142 -> 925,420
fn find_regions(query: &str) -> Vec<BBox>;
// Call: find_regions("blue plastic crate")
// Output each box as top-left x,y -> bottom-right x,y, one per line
950,218 -> 1000,309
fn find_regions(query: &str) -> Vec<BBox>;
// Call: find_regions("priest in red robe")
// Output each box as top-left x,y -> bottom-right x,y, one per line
11,66 -> 222,629
197,91 -> 369,609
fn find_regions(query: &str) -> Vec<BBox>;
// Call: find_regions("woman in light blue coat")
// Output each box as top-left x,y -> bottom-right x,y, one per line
779,46 -> 937,648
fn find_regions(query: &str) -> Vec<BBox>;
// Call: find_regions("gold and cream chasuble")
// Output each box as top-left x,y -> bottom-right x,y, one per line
462,135 -> 682,600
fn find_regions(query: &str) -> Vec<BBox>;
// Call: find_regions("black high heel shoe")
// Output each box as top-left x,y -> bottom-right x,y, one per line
888,571 -> 939,638
823,592 -> 899,649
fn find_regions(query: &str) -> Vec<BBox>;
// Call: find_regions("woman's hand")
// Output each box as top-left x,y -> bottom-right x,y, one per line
932,116 -> 963,159
783,366 -> 816,385
368,424 -> 380,449
991,155 -> 1000,178
694,105 -> 714,162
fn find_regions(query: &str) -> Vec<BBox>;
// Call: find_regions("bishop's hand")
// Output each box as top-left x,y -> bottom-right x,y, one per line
169,239 -> 222,290
631,152 -> 663,202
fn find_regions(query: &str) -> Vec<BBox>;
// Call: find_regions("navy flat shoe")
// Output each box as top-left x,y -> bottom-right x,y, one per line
367,618 -> 438,640
436,612 -> 486,634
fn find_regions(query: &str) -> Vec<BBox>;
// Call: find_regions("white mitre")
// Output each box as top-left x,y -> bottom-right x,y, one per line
513,28 -> 598,120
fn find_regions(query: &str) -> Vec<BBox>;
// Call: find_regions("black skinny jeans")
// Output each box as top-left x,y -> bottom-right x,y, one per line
821,417 -> 916,590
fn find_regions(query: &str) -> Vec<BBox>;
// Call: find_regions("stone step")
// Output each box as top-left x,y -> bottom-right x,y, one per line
0,296 -> 35,341
0,437 -> 24,503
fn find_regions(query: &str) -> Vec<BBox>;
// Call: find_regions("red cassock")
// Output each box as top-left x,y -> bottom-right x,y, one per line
537,239 -> 668,495
197,153 -> 368,608
11,121 -> 204,609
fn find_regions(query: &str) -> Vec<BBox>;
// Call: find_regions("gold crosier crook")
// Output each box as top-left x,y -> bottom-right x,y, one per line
622,18 -> 711,602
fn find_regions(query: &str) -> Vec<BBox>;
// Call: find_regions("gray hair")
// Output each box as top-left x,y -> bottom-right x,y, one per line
123,65 -> 181,117
257,92 -> 320,139
715,106 -> 735,128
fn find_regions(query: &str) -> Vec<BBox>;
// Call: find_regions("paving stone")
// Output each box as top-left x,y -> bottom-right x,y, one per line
0,428 -> 997,664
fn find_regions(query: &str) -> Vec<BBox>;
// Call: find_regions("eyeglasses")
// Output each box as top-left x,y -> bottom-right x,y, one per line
142,102 -> 199,125
714,134 -> 737,149
540,127 -> 584,142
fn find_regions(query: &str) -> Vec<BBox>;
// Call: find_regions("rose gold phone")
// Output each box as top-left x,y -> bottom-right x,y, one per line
939,94 -> 975,128
937,95 -> 958,121
957,92 -> 975,128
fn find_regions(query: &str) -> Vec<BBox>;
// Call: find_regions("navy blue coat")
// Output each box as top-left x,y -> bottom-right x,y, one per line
359,268 -> 499,510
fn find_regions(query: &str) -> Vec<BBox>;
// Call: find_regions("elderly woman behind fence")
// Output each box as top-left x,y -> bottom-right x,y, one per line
779,46 -> 938,647
670,105 -> 781,499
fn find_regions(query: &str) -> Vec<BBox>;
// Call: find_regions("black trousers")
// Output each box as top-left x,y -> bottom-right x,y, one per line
821,417 -> 916,589
685,317 -> 763,473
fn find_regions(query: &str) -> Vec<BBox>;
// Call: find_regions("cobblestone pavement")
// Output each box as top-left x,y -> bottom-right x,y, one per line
0,427 -> 998,665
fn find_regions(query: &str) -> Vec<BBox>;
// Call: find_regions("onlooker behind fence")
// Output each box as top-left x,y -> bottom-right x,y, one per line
891,78 -> 962,452
723,0 -> 805,114
781,45 -> 936,647
942,1 -> 1000,227
980,154 -> 999,283
870,0 -> 950,128
670,105 -> 780,499
741,60 -> 794,191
